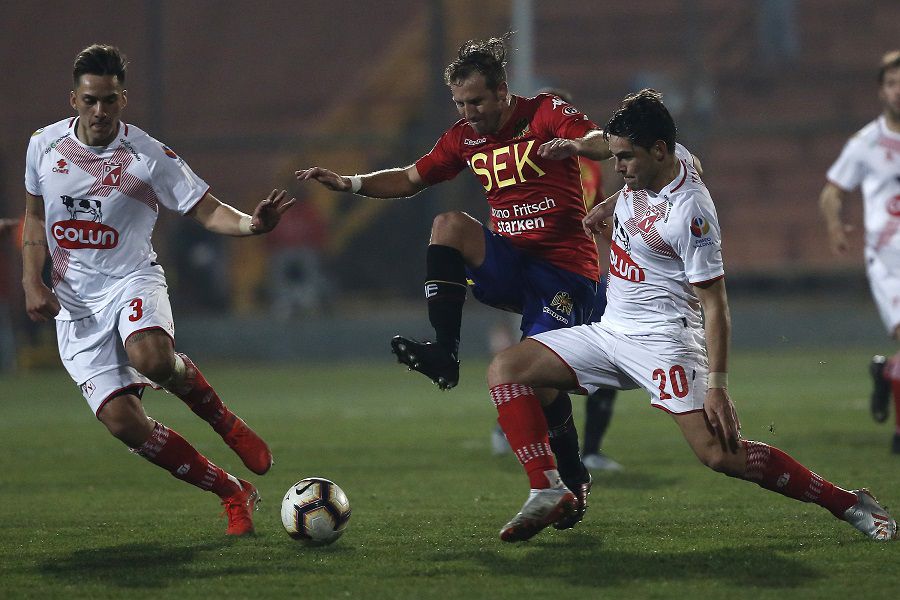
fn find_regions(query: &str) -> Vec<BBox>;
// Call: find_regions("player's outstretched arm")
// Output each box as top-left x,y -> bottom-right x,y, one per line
537,129 -> 611,162
188,189 -> 296,236
295,164 -> 428,199
22,192 -> 60,322
582,191 -> 619,237
818,182 -> 852,255
694,277 -> 740,453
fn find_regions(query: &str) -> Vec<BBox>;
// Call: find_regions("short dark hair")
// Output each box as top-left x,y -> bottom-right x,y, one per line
604,89 -> 676,153
443,32 -> 512,91
73,44 -> 127,87
878,50 -> 900,84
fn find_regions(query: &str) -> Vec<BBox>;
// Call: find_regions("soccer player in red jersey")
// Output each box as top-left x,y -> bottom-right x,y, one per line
23,44 -> 296,536
819,50 -> 900,453
297,33 -> 611,529
486,89 -> 897,543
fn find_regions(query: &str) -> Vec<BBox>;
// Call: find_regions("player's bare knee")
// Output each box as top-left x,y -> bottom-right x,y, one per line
98,397 -> 153,447
132,352 -> 175,385
487,348 -> 527,387
698,447 -> 741,476
430,211 -> 469,247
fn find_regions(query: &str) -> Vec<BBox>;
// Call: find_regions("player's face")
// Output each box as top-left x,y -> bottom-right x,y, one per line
880,66 -> 900,121
70,74 -> 127,147
609,135 -> 668,192
450,74 -> 508,135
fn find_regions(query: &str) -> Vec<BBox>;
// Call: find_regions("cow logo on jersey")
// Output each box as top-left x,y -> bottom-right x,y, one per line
52,159 -> 69,174
52,195 -> 118,250
101,161 -> 123,187
609,241 -> 645,283
549,291 -> 574,316
690,216 -> 710,237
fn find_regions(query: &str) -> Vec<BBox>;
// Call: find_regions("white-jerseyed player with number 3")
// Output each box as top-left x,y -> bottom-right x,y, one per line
820,50 -> 900,454
484,88 -> 897,543
22,44 -> 296,536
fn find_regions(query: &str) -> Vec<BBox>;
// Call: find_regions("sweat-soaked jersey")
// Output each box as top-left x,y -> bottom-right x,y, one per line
25,117 -> 209,319
415,93 -> 600,281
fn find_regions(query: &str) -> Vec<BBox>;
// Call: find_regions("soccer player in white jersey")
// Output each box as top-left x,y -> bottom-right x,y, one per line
22,44 -> 295,536
820,50 -> 900,454
483,89 -> 897,543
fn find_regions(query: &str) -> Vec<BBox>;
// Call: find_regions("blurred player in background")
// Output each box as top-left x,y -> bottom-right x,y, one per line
23,44 -> 295,536
490,87 -> 623,472
487,89 -> 897,543
820,50 -> 900,454
297,33 -> 610,529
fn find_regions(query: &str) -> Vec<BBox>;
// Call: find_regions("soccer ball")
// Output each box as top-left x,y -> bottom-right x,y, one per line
280,477 -> 351,546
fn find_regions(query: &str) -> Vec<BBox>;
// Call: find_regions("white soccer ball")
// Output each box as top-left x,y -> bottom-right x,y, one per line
280,477 -> 351,546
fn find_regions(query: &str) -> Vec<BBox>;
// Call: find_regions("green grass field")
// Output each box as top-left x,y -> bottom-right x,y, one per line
1,347 -> 898,599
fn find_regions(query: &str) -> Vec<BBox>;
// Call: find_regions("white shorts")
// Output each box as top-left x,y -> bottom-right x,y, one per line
866,249 -> 900,336
56,271 -> 175,417
531,321 -> 708,414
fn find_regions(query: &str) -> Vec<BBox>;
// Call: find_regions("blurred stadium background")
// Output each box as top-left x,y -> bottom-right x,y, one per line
1,0 -> 897,370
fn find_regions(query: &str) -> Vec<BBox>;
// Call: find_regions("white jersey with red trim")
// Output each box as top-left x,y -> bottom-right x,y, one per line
602,143 -> 724,335
25,117 -> 209,320
827,116 -> 900,263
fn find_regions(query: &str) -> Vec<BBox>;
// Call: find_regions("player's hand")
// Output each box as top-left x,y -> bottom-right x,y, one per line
582,197 -> 617,236
295,167 -> 351,192
703,387 -> 741,454
827,223 -> 852,255
24,282 -> 61,323
250,189 -> 296,234
537,138 -> 579,160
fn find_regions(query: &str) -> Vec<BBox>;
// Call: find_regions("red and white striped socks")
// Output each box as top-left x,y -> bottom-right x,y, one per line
133,421 -> 240,498
741,440 -> 857,518
490,383 -> 562,489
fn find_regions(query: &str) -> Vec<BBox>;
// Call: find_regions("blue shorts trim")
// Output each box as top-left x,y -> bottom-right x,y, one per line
466,228 -> 599,336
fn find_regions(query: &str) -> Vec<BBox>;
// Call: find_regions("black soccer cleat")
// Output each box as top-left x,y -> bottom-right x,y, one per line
870,355 -> 891,424
391,335 -> 459,390
554,470 -> 591,530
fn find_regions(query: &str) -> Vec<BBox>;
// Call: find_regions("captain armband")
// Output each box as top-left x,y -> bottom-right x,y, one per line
707,372 -> 728,389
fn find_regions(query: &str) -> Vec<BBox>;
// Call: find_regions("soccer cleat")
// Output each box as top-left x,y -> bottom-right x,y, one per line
582,452 -> 624,472
499,487 -> 576,542
215,412 -> 274,475
390,335 -> 459,390
222,478 -> 261,536
843,488 -> 898,541
554,471 -> 592,530
870,355 -> 891,424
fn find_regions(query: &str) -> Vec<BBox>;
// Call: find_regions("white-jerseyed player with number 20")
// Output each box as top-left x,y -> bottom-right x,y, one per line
483,88 -> 897,543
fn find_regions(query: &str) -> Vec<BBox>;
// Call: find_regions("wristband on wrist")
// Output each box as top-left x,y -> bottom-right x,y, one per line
348,175 -> 363,194
708,372 -> 728,389
238,215 -> 254,235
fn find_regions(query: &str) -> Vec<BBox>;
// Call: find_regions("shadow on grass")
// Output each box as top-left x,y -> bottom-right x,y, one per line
35,540 -> 249,589
428,536 -> 822,589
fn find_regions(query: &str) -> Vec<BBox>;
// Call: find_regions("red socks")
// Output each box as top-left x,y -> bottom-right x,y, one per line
134,421 -> 240,498
173,354 -> 228,429
490,384 -> 559,489
742,440 -> 857,519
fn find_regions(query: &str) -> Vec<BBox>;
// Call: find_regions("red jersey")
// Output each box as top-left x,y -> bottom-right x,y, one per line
415,93 -> 600,281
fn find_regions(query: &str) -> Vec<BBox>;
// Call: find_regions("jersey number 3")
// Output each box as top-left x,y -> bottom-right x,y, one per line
652,365 -> 689,400
128,298 -> 144,322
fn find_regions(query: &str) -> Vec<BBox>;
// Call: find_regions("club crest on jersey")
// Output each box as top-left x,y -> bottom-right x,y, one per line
638,206 -> 664,233
609,241 -> 645,283
101,161 -> 123,187
52,158 -> 69,174
52,196 -> 118,250
550,291 -> 574,315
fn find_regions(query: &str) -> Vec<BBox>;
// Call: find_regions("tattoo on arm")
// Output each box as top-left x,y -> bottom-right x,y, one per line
23,240 -> 48,247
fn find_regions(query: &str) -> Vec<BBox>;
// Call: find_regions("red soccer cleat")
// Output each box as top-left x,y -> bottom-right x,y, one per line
215,412 -> 274,475
222,478 -> 260,536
